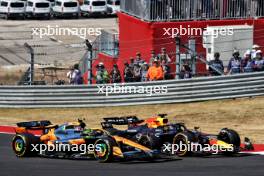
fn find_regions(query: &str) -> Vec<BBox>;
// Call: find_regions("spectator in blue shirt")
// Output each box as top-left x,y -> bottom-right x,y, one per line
242,50 -> 254,73
227,50 -> 242,74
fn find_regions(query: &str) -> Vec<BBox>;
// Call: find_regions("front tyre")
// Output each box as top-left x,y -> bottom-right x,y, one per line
94,138 -> 114,163
218,128 -> 241,154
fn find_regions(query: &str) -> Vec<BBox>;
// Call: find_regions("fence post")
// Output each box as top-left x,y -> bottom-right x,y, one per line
24,43 -> 34,85
85,39 -> 93,85
188,38 -> 196,75
175,36 -> 181,79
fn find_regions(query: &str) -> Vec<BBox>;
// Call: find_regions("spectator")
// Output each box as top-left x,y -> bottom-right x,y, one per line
161,59 -> 172,80
134,52 -> 145,66
141,62 -> 149,82
147,59 -> 164,81
129,57 -> 135,68
209,52 -> 224,76
133,63 -> 142,82
251,44 -> 261,59
253,50 -> 264,71
95,62 -> 109,84
158,48 -> 171,64
66,66 -> 74,84
227,50 -> 242,74
179,61 -> 192,79
242,50 -> 254,73
110,64 -> 121,83
124,62 -> 134,83
72,64 -> 83,85
149,49 -> 158,65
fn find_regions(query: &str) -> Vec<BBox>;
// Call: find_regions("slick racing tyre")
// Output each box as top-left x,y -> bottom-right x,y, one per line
173,132 -> 195,157
12,133 -> 40,157
94,138 -> 115,163
218,128 -> 241,154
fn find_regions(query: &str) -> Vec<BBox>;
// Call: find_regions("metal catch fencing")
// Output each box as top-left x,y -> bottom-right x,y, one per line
92,29 -> 119,59
0,71 -> 264,108
120,0 -> 264,21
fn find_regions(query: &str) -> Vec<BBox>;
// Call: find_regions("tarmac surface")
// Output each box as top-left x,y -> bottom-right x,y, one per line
1,134 -> 264,176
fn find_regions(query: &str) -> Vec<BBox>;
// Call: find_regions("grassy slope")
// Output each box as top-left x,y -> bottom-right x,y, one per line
0,97 -> 263,143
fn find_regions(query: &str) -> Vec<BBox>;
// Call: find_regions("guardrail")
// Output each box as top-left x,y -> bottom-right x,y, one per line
0,72 -> 264,108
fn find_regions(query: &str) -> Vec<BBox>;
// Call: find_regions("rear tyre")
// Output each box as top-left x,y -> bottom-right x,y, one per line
12,133 -> 39,157
218,128 -> 241,154
94,138 -> 115,163
173,132 -> 195,157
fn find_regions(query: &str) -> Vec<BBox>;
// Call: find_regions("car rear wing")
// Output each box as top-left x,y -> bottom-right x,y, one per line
17,120 -> 52,129
103,116 -> 144,125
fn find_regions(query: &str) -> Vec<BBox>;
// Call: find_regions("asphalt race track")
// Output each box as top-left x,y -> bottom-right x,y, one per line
1,134 -> 264,176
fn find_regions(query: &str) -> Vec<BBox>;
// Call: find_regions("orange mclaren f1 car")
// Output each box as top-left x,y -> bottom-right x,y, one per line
12,119 -> 161,162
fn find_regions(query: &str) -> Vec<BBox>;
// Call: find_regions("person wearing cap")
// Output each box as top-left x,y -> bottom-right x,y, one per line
251,44 -> 260,59
253,50 -> 264,72
66,66 -> 74,84
129,57 -> 135,68
110,64 -> 121,83
149,50 -> 159,65
134,52 -> 144,66
242,50 -> 254,73
161,59 -> 172,80
209,52 -> 224,76
124,62 -> 134,83
141,62 -> 149,82
227,50 -> 242,74
95,62 -> 109,84
158,48 -> 171,64
179,61 -> 192,79
133,63 -> 142,82
71,64 -> 83,85
146,59 -> 164,81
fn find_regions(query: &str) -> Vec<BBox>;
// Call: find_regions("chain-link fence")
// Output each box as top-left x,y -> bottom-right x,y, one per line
0,28 -> 87,85
121,0 -> 264,21
92,29 -> 119,59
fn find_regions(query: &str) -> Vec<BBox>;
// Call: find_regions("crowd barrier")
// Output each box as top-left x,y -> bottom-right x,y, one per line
0,72 -> 264,108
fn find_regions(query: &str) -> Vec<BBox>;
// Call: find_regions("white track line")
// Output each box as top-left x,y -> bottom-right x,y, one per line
0,132 -> 15,135
240,151 -> 264,155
